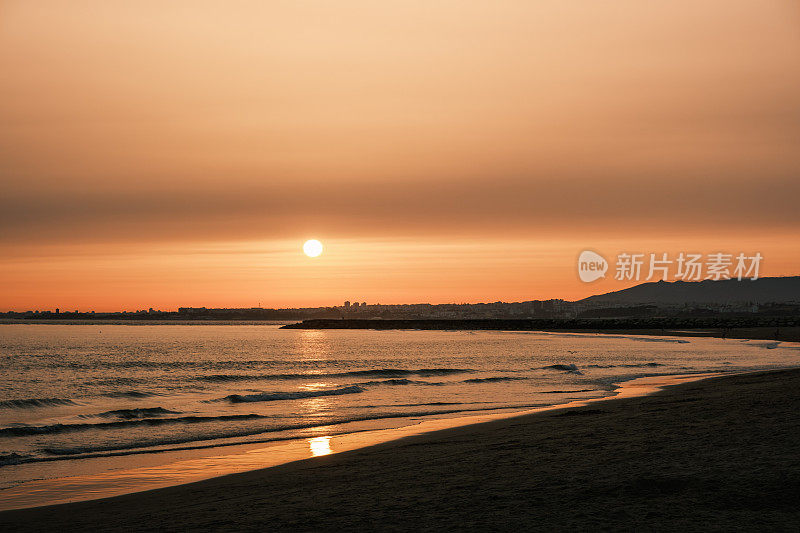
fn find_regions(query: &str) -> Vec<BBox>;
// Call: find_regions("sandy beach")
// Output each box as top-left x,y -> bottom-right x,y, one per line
2,368 -> 799,531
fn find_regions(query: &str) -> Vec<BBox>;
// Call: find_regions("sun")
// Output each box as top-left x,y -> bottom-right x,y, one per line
303,239 -> 323,258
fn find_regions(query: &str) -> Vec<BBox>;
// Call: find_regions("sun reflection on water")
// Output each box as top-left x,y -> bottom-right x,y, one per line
308,436 -> 332,457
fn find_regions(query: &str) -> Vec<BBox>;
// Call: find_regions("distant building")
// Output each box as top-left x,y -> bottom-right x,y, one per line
178,307 -> 207,314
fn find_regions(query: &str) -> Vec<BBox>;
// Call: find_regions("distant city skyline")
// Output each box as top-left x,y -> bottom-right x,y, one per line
4,276 -> 798,316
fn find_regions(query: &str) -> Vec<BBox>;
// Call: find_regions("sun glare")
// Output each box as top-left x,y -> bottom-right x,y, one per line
308,436 -> 332,457
303,239 -> 323,258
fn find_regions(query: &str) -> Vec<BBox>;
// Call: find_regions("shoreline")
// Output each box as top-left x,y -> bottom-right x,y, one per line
2,320 -> 799,343
281,319 -> 800,342
4,367 -> 799,530
0,371 -> 723,512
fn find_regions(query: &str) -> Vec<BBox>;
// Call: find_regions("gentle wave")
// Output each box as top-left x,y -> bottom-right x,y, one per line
394,401 -> 494,407
541,364 -> 583,374
102,390 -> 161,398
195,374 -> 278,383
78,407 -> 180,420
37,404 -> 549,458
585,362 -> 664,368
0,453 -> 32,466
461,377 -> 529,383
541,389 -> 598,394
215,385 -> 365,404
29,360 -> 323,370
195,368 -> 472,383
545,333 -> 689,344
355,376 -> 527,386
0,413 -> 266,438
357,379 -> 445,387
94,377 -> 151,386
0,398 -> 76,409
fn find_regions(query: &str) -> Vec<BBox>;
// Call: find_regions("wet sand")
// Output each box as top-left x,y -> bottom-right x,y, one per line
2,368 -> 799,531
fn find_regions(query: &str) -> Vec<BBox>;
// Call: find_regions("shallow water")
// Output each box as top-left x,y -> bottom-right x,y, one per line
0,372 -> 721,510
1,323 -> 798,494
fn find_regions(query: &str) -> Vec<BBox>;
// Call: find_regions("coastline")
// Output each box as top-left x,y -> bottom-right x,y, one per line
3,367 -> 799,530
3,320 -> 799,344
281,319 -> 800,342
0,372 -> 718,512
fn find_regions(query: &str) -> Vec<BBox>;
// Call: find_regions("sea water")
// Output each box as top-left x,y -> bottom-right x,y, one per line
1,323 -> 798,494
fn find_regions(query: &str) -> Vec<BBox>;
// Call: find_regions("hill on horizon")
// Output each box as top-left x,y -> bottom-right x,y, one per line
579,276 -> 800,305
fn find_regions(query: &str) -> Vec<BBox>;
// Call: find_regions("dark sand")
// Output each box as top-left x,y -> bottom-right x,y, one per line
2,369 -> 799,532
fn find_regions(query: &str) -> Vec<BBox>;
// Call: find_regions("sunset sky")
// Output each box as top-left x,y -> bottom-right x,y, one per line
1,1 -> 799,311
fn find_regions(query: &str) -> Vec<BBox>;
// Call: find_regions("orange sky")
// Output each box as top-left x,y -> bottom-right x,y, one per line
1,1 -> 799,311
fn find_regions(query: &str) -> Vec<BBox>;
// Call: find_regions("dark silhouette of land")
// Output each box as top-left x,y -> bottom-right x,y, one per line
278,276 -> 800,340
4,277 -> 798,338
281,318 -> 800,342
581,276 -> 800,305
3,369 -> 799,531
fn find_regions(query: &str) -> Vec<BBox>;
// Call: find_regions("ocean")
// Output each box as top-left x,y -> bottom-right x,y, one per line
1,323 -> 799,499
